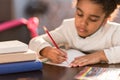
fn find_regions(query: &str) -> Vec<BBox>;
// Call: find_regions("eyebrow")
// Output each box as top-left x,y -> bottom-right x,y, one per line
76,7 -> 100,18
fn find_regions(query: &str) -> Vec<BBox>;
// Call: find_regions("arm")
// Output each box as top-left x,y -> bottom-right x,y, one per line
104,26 -> 120,64
70,24 -> 120,67
29,24 -> 68,63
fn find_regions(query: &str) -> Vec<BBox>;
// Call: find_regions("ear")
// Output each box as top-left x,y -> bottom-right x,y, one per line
102,18 -> 108,26
107,15 -> 112,21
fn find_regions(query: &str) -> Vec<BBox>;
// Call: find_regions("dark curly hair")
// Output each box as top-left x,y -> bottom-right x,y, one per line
77,0 -> 117,18
115,0 -> 120,5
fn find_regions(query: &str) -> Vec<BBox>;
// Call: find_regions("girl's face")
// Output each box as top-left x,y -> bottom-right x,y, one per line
75,0 -> 107,38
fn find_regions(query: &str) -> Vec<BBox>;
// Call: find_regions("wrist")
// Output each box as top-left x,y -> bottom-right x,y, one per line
99,50 -> 108,63
40,46 -> 52,57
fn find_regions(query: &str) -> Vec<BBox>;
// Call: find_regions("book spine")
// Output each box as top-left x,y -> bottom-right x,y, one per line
0,61 -> 42,74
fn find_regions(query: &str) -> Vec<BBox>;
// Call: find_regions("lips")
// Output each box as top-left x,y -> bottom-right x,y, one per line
78,28 -> 86,32
79,29 -> 85,32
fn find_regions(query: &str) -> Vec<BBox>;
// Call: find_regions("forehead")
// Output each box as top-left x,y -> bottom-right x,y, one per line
77,0 -> 104,15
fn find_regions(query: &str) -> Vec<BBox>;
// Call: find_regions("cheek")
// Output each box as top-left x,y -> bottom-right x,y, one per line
75,16 -> 80,27
87,22 -> 101,33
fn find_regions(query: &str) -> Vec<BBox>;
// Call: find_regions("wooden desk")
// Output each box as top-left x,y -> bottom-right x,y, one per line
0,63 -> 120,80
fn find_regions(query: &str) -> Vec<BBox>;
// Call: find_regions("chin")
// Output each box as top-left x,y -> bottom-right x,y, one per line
78,33 -> 87,38
78,34 -> 87,38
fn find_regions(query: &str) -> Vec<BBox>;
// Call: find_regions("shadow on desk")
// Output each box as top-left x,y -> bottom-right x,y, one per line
0,70 -> 42,80
42,63 -> 83,80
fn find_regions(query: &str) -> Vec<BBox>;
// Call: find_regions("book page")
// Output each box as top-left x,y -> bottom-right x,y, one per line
41,49 -> 85,67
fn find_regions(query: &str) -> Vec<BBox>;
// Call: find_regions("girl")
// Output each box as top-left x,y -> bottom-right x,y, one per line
29,0 -> 119,67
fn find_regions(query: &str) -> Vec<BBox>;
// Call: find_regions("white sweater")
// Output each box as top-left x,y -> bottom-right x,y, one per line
29,18 -> 120,64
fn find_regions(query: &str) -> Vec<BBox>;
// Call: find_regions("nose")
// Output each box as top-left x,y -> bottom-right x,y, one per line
80,18 -> 88,27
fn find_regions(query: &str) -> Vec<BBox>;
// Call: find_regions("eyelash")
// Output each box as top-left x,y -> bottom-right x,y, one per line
89,18 -> 98,22
77,13 -> 83,17
77,13 -> 98,22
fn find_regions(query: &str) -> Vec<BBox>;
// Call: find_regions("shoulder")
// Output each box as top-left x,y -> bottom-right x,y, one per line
53,18 -> 75,33
61,18 -> 76,31
54,18 -> 77,38
105,21 -> 120,30
57,18 -> 75,29
101,21 -> 120,37
62,18 -> 75,24
103,21 -> 120,38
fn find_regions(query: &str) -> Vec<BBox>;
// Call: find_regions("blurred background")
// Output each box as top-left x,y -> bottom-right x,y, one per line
0,0 -> 76,35
0,0 -> 120,44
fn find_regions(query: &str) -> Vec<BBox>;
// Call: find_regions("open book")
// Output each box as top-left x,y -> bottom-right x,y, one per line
74,66 -> 120,80
40,49 -> 85,67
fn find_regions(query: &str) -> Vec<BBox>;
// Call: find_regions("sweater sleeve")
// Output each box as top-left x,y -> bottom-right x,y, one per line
104,46 -> 120,64
29,22 -> 68,57
104,26 -> 120,64
29,35 -> 52,57
29,19 -> 75,57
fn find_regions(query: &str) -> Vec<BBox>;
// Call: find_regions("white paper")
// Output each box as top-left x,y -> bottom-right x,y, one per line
42,49 -> 85,67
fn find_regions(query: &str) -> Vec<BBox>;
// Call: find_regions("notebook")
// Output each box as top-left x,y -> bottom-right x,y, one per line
0,40 -> 28,54
40,49 -> 85,67
0,49 -> 37,63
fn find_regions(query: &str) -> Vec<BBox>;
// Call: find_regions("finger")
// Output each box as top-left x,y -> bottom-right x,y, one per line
78,58 -> 98,67
50,57 -> 64,64
78,60 -> 93,67
50,59 -> 59,63
70,59 -> 80,67
55,51 -> 67,61
58,49 -> 67,58
74,56 -> 82,60
57,56 -> 67,63
71,56 -> 85,64
70,58 -> 88,67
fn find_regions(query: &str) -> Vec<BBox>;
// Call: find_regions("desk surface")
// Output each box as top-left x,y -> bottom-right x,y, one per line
0,63 -> 120,80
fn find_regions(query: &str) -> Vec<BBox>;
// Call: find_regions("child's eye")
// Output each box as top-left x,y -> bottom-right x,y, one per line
77,13 -> 83,17
89,17 -> 98,22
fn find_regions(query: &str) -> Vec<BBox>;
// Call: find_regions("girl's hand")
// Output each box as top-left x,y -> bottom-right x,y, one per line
40,46 -> 67,63
70,50 -> 108,67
